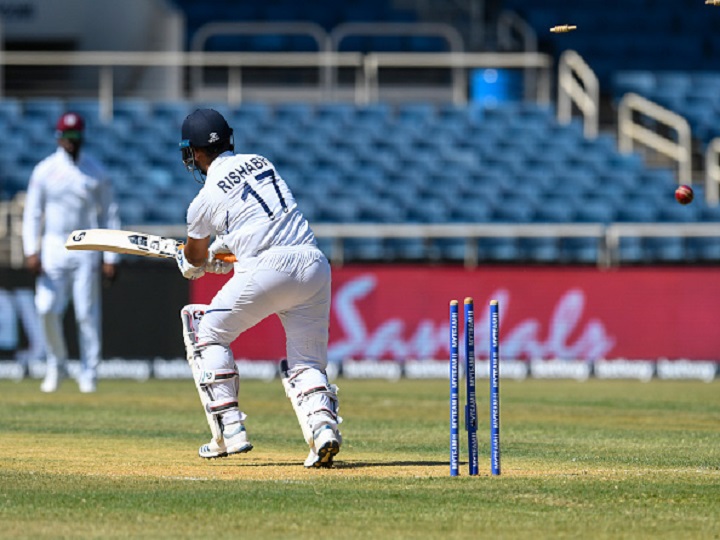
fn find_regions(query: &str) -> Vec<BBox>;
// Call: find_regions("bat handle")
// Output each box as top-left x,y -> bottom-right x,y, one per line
214,252 -> 237,263
178,244 -> 237,263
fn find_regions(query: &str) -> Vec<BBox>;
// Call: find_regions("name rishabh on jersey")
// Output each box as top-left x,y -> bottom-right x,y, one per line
216,155 -> 270,194
186,152 -> 316,262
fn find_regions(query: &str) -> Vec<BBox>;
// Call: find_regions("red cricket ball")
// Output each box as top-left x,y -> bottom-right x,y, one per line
675,185 -> 694,205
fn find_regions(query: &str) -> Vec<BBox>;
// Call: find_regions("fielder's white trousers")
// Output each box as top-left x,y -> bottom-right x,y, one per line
197,245 -> 331,371
36,235 -> 102,379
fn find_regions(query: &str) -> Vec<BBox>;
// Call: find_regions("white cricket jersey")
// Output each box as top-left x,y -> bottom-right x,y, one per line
186,152 -> 316,262
22,147 -> 120,264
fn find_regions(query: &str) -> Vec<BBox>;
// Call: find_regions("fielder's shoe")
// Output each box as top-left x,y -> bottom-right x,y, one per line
78,374 -> 97,394
40,367 -> 67,393
199,423 -> 253,459
304,425 -> 341,468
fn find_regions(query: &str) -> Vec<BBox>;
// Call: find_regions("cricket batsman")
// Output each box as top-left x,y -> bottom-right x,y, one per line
176,109 -> 342,468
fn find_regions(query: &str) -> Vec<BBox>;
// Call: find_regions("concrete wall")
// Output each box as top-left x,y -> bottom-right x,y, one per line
0,0 -> 184,98
0,0 -> 183,52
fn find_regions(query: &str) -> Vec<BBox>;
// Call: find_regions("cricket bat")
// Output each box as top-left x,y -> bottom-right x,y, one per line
65,229 -> 236,262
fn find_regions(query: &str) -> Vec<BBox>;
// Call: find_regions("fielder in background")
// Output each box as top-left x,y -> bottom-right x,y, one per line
177,109 -> 342,468
22,112 -> 120,393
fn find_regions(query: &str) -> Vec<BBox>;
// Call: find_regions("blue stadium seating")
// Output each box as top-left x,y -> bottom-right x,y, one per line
612,70 -> 720,147
3,98 -> 719,264
560,238 -> 600,264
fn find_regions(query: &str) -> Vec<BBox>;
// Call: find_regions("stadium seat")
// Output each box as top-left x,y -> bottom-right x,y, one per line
614,201 -> 659,223
687,237 -> 720,262
613,71 -> 656,97
574,200 -> 616,223
616,237 -> 645,263
396,103 -> 436,125
7,96 -> 720,265
699,205 -> 720,222
533,200 -> 576,223
491,199 -> 536,223
0,99 -> 22,122
357,198 -> 405,223
117,196 -> 148,225
23,99 -> 64,123
113,99 -> 151,124
152,101 -> 192,129
315,103 -> 354,124
315,197 -> 361,222
560,238 -> 600,264
643,237 -> 685,262
656,205 -> 700,223
344,238 -> 387,260
383,238 -> 426,259
520,237 -> 561,262
479,238 -> 520,262
274,102 -> 314,125
65,100 -> 102,127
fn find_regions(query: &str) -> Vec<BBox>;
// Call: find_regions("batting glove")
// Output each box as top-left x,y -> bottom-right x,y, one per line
206,237 -> 234,275
176,246 -> 206,280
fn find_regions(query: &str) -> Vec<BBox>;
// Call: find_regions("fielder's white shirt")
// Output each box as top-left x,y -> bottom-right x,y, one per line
186,152 -> 316,263
22,147 -> 120,264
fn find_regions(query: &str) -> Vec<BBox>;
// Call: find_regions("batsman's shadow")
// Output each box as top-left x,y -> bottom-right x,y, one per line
212,460 -> 449,469
332,460 -> 448,469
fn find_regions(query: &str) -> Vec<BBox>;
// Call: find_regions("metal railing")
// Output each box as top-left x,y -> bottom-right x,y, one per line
605,223 -> 720,261
0,198 -> 7,234
0,49 -> 554,115
497,11 -> 537,53
192,22 -> 330,53
497,11 -> 539,102
2,192 -> 718,268
0,50 -> 365,118
361,51 -> 552,105
3,193 -> 23,268
329,22 -> 466,104
133,222 -> 605,268
705,137 -> 720,206
312,223 -> 606,267
329,22 -> 465,52
116,221 -> 718,269
189,21 -> 332,100
557,50 -> 599,139
618,92 -> 692,186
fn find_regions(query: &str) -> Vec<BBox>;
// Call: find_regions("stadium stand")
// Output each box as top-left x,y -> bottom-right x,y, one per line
613,71 -> 720,146
1,1 -> 718,267
172,0 -> 436,53
502,0 -> 720,86
0,98 -> 708,265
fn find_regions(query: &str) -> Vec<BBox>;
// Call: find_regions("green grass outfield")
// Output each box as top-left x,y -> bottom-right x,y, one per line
1,377 -> 718,539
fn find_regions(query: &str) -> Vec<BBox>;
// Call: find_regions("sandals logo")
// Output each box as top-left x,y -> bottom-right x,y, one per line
328,275 -> 615,362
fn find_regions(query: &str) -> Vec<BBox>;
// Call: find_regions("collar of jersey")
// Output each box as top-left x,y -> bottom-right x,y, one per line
206,151 -> 235,177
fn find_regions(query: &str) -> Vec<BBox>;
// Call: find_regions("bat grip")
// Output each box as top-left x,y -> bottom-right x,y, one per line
214,252 -> 237,263
178,244 -> 237,263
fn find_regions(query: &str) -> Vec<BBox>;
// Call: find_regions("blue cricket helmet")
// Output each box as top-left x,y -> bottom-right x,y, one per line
180,108 -> 233,148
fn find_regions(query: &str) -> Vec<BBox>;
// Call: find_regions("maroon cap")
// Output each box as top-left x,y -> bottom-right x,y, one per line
56,112 -> 85,139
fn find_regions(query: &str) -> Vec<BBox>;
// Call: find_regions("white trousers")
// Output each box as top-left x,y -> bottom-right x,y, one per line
36,240 -> 102,379
197,246 -> 331,372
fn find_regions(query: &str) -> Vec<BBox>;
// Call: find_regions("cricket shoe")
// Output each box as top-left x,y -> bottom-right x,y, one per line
199,424 -> 253,459
78,373 -> 97,393
304,425 -> 341,468
40,367 -> 67,393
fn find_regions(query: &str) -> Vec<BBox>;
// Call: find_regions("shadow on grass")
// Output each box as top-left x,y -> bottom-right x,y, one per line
334,461 -> 448,469
209,460 -> 449,469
